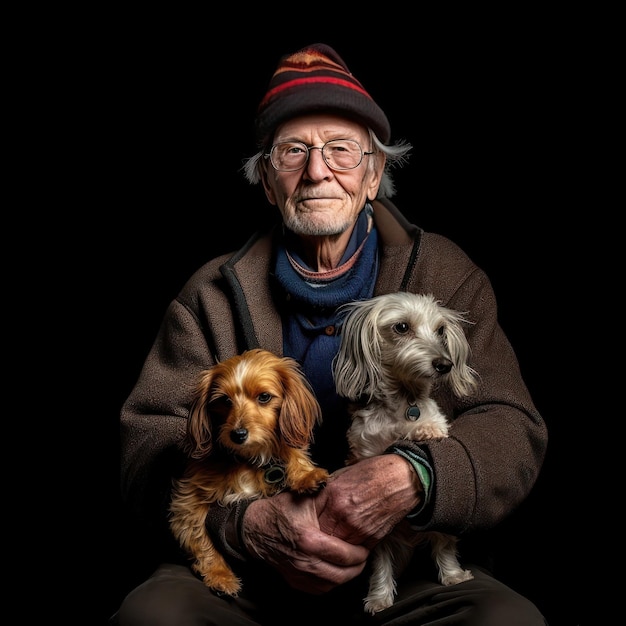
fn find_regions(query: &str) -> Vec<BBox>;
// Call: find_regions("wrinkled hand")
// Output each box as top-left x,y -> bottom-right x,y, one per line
241,453 -> 421,594
241,489 -> 369,594
317,454 -> 422,549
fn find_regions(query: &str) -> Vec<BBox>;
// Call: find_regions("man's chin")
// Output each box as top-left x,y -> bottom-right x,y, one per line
287,217 -> 347,237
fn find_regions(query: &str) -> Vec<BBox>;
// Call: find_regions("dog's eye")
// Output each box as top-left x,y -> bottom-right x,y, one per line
210,395 -> 232,407
392,322 -> 410,334
437,325 -> 445,336
257,392 -> 273,404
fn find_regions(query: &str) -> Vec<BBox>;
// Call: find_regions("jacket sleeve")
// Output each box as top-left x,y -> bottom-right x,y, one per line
119,292 -> 218,553
407,237 -> 548,534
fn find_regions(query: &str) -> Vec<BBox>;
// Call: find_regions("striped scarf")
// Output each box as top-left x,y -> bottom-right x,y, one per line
272,206 -> 379,470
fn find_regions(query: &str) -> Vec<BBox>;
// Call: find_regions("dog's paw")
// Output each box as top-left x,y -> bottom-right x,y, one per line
441,569 -> 473,586
362,580 -> 397,614
207,576 -> 241,596
363,592 -> 394,615
412,424 -> 448,441
201,568 -> 242,596
291,468 -> 330,494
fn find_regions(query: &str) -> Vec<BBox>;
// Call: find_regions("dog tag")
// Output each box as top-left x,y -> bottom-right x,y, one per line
406,405 -> 421,421
264,465 -> 285,485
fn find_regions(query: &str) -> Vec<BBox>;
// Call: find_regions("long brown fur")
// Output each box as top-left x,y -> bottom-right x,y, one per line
169,348 -> 329,596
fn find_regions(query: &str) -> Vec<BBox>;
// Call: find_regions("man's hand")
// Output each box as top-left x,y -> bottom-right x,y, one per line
241,490 -> 370,594
240,453 -> 421,593
317,454 -> 422,548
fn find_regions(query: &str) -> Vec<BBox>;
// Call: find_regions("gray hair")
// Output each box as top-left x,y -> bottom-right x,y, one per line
241,130 -> 412,199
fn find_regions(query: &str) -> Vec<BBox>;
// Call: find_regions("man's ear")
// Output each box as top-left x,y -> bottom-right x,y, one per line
366,152 -> 386,201
261,166 -> 277,205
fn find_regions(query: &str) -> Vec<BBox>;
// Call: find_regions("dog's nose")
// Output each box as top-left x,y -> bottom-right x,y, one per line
433,357 -> 452,374
230,429 -> 249,444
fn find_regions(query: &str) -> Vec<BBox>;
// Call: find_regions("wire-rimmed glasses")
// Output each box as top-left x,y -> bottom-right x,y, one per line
265,139 -> 373,172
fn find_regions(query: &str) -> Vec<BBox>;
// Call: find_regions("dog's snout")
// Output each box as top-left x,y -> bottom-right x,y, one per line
433,357 -> 452,374
230,428 -> 249,444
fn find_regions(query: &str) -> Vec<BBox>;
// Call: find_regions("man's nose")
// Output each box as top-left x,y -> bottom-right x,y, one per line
304,146 -> 331,176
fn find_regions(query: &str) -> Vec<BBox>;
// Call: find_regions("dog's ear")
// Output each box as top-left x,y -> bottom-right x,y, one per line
276,358 -> 322,448
183,369 -> 215,459
442,309 -> 479,398
333,300 -> 383,401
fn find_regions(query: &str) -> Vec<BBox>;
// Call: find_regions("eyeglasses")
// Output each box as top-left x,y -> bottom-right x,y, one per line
265,139 -> 373,172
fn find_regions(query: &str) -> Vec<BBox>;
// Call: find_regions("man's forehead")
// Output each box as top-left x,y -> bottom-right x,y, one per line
273,114 -> 368,142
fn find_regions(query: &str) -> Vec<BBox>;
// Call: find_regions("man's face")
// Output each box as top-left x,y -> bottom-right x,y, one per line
261,114 -> 383,238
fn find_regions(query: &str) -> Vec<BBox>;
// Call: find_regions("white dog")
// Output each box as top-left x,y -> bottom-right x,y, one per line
332,292 -> 479,614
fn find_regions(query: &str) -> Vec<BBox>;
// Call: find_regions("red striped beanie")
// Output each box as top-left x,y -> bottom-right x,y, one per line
255,43 -> 391,145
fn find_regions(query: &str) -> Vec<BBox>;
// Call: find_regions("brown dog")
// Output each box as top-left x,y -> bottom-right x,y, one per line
169,348 -> 329,596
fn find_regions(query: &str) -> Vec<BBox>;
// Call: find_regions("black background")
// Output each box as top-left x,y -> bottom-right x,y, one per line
98,18 -> 595,626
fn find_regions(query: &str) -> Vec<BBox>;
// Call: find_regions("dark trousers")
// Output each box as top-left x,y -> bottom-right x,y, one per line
111,555 -> 547,626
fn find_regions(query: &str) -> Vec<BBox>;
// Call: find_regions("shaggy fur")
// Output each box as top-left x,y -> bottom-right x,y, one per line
332,292 -> 479,614
170,348 -> 329,596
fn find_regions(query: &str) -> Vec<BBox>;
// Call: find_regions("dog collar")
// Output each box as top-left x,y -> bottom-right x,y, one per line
228,451 -> 286,486
264,464 -> 286,485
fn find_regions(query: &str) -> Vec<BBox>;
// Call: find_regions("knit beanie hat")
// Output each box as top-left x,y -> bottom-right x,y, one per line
255,43 -> 391,145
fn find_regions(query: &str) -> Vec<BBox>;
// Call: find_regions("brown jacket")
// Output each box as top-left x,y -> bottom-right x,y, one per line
120,197 -> 547,552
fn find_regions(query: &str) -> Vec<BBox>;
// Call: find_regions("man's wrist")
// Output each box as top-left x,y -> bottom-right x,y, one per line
385,442 -> 434,520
